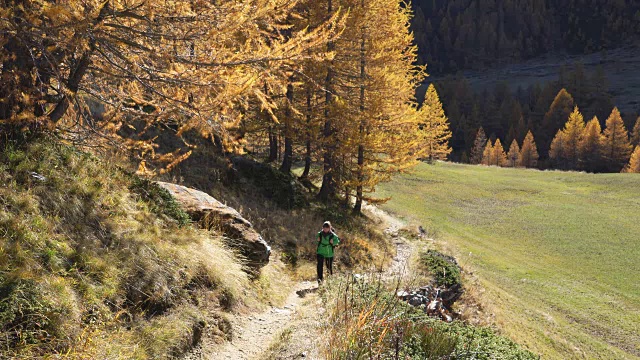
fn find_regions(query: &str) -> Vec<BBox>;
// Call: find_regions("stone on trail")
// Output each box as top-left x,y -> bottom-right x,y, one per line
157,181 -> 271,269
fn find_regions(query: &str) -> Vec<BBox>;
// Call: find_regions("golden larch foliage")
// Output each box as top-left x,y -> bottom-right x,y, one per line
625,146 -> 640,173
601,107 -> 632,172
507,139 -> 520,167
492,138 -> 507,166
578,117 -> 603,172
481,141 -> 494,166
518,131 -> 539,168
631,117 -> 640,148
419,84 -> 452,162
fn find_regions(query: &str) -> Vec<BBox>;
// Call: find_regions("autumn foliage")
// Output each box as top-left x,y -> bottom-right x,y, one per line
1,1 -> 451,210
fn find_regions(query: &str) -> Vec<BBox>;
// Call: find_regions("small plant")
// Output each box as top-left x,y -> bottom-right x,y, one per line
420,250 -> 462,288
129,177 -> 192,227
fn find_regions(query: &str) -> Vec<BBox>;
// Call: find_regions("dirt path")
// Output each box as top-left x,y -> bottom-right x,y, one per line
362,203 -> 415,281
187,206 -> 413,360
184,281 -> 319,360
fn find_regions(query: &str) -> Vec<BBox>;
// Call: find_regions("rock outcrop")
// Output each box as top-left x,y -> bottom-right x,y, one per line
156,182 -> 271,269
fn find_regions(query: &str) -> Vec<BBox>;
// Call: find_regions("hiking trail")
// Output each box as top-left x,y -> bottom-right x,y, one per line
184,206 -> 413,360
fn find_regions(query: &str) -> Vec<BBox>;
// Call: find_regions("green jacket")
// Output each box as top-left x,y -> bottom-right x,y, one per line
317,231 -> 340,258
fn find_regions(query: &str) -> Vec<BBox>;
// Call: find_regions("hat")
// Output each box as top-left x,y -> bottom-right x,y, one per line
322,221 -> 332,228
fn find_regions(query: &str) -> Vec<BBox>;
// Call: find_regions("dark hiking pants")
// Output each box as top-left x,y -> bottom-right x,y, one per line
317,254 -> 333,281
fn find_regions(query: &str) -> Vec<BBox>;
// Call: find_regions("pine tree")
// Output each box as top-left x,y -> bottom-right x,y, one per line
601,107 -> 633,172
625,146 -> 640,173
631,117 -> 640,148
419,84 -> 452,162
481,141 -> 494,165
492,138 -> 507,166
519,131 -> 539,168
578,117 -> 603,172
470,127 -> 488,164
507,140 -> 521,167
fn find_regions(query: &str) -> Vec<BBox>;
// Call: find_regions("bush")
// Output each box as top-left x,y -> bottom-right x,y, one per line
420,250 -> 462,287
129,176 -> 192,226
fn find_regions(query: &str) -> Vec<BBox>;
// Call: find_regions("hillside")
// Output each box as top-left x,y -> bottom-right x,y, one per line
0,139 -> 542,359
411,0 -> 640,74
0,139 -> 278,358
378,162 -> 640,359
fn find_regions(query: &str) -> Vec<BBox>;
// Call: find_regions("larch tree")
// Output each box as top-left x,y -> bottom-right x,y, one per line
492,138 -> 507,166
518,131 -> 539,168
561,106 -> 586,169
631,117 -> 640,148
419,84 -> 452,163
341,0 -> 427,212
470,127 -> 488,164
625,146 -> 640,173
548,131 -> 567,169
506,139 -> 520,167
601,107 -> 633,172
578,117 -> 603,172
318,0 -> 340,201
0,0 -> 341,172
539,88 -> 574,158
481,141 -> 494,165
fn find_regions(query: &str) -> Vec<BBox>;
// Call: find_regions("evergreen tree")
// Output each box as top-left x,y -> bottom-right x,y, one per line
470,127 -> 488,164
601,107 -> 633,172
579,117 -> 604,172
481,141 -> 494,166
519,131 -> 540,168
625,146 -> 640,173
492,138 -> 507,166
507,140 -> 521,167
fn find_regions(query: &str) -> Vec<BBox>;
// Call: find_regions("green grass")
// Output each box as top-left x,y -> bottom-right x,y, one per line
378,162 -> 640,360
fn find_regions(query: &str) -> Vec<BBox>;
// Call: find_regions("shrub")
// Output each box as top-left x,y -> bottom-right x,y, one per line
420,250 -> 462,287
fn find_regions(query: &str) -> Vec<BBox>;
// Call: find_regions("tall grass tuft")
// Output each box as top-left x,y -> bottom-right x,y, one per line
320,275 -> 539,359
321,276 -> 457,359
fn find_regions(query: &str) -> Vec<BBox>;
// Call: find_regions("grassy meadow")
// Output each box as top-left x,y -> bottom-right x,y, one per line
377,162 -> 640,359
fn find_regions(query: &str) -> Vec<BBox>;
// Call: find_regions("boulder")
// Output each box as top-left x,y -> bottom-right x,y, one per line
156,182 -> 271,269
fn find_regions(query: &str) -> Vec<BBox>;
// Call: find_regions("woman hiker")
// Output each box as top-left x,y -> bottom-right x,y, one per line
317,221 -> 340,284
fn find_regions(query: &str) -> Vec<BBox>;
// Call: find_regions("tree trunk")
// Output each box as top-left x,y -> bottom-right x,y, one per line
354,18 -> 366,213
280,82 -> 294,173
267,126 -> 278,162
318,0 -> 335,202
301,87 -> 313,179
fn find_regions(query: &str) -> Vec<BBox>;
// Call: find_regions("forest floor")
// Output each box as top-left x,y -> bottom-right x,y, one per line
183,206 -> 412,360
378,161 -> 640,360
